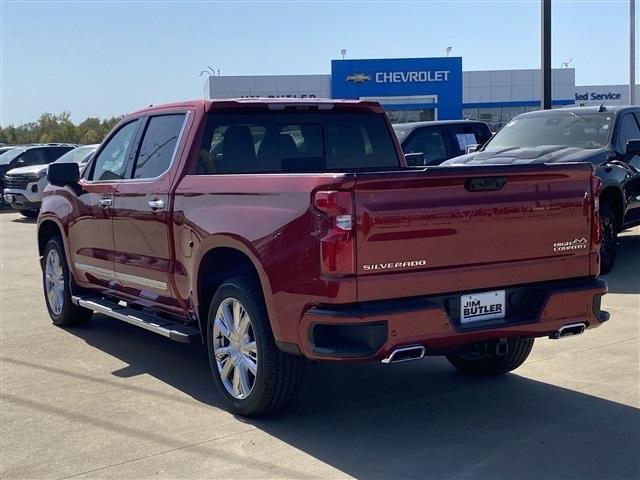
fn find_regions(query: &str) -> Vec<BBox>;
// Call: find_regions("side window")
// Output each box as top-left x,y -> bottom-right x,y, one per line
617,114 -> 640,153
44,147 -> 72,163
20,149 -> 47,167
446,125 -> 492,158
133,114 -> 186,179
90,120 -> 139,181
405,128 -> 447,165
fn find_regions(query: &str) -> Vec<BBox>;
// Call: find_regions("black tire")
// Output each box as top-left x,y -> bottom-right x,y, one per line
206,276 -> 305,417
20,210 -> 39,219
599,203 -> 618,275
42,237 -> 93,326
446,337 -> 534,376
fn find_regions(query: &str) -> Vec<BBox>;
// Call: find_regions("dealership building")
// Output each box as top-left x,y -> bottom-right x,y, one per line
204,57 -> 639,129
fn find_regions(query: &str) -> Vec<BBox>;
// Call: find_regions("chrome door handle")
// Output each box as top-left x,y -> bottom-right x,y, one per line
148,199 -> 165,210
98,197 -> 112,208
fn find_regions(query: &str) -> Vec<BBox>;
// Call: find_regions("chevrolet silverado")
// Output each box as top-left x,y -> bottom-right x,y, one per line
38,99 -> 609,416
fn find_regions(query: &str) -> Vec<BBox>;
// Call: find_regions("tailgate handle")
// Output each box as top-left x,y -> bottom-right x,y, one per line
465,177 -> 507,192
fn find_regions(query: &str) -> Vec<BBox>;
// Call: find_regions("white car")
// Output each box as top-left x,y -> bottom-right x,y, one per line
3,144 -> 99,218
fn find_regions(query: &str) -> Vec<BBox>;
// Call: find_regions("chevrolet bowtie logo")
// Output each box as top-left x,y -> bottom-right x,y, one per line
346,73 -> 371,83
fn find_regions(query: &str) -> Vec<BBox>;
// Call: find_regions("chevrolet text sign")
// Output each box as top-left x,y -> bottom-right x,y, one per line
375,71 -> 450,83
331,57 -> 462,120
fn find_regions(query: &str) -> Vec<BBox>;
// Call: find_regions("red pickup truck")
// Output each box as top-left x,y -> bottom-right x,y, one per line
38,99 -> 609,416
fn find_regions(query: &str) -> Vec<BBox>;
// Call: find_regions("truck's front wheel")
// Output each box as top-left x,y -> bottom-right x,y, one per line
42,237 -> 93,326
446,337 -> 534,376
206,276 -> 305,417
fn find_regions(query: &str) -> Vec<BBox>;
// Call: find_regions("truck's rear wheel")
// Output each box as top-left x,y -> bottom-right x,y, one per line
446,337 -> 534,376
206,276 -> 305,417
42,237 -> 93,326
599,203 -> 618,275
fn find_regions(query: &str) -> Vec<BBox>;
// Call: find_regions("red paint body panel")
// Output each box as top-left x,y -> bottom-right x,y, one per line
38,99 -> 607,362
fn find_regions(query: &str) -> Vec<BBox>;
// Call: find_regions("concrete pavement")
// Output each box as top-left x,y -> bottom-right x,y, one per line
1,210 -> 638,479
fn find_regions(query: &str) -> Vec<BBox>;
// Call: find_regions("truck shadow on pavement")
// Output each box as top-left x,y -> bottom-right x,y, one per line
64,314 -> 639,479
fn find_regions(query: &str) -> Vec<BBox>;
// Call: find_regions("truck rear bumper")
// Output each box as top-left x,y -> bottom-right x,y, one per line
297,277 -> 608,362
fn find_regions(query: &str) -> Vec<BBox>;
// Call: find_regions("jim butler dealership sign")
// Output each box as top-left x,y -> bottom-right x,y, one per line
331,57 -> 463,120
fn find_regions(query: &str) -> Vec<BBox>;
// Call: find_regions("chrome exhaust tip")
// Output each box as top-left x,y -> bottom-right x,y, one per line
381,345 -> 426,364
550,322 -> 587,339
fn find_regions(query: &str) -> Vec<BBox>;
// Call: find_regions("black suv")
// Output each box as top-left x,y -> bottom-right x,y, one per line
393,120 -> 493,166
443,105 -> 640,274
0,145 -> 75,206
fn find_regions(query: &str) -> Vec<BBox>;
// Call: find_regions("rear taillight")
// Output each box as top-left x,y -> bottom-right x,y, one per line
591,176 -> 602,247
314,190 -> 355,276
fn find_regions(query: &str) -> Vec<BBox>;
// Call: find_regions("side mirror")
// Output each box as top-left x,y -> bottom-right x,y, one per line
48,162 -> 79,186
404,152 -> 425,167
626,139 -> 640,156
466,144 -> 481,154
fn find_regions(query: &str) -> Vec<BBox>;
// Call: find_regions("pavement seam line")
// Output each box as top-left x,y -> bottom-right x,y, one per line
57,427 -> 257,480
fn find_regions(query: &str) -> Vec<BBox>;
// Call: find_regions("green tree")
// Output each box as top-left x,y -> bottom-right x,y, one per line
0,112 -> 123,146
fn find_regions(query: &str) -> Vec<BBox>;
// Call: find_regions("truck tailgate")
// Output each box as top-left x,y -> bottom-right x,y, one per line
354,163 -> 595,302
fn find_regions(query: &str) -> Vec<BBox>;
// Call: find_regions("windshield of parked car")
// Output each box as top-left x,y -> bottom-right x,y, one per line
54,145 -> 98,164
0,148 -> 26,165
485,112 -> 613,151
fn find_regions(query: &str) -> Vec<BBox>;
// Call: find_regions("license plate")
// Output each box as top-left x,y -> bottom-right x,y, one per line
460,290 -> 506,324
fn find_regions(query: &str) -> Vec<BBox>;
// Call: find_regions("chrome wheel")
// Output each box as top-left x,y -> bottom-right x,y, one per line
45,249 -> 65,315
212,298 -> 258,400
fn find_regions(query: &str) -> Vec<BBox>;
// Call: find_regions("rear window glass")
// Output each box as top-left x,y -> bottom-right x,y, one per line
197,112 -> 399,174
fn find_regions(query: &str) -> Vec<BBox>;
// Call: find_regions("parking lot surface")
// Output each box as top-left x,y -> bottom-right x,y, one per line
0,210 -> 638,480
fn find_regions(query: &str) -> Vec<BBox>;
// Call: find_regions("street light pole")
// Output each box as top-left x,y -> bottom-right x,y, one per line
631,0 -> 636,105
541,0 -> 552,109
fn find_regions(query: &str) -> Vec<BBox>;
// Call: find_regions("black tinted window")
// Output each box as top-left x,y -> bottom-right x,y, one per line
43,147 -> 74,163
20,148 -> 48,166
90,120 -> 139,181
617,114 -> 640,152
404,128 -> 447,165
447,124 -> 492,157
133,114 -> 186,179
198,112 -> 398,174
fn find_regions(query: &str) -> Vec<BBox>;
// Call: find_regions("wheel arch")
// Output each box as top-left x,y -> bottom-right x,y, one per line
193,238 -> 276,342
37,217 -> 66,259
599,185 -> 625,232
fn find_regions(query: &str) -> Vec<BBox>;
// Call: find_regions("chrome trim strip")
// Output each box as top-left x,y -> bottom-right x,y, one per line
74,262 -> 167,290
114,271 -> 168,291
74,262 -> 115,279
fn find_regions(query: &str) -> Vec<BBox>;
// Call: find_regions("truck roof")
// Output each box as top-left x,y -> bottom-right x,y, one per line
131,98 -> 385,116
523,105 -> 638,117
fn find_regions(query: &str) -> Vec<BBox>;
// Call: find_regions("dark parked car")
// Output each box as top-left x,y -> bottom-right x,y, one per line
0,145 -> 75,206
38,99 -> 608,417
443,105 -> 640,274
393,120 -> 493,166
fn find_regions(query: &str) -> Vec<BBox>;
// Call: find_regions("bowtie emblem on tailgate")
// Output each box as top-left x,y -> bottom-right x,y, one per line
553,237 -> 588,252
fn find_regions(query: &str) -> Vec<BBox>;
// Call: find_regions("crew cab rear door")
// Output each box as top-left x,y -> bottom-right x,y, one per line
353,163 -> 595,302
111,111 -> 190,316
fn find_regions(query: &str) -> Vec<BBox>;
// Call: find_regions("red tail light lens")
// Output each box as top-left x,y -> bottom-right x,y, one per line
591,176 -> 602,247
314,190 -> 355,276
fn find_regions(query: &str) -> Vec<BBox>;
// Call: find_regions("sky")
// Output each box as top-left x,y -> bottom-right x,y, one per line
1,0 -> 638,125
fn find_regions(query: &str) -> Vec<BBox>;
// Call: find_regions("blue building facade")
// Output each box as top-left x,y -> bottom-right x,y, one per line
331,57 -> 463,122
